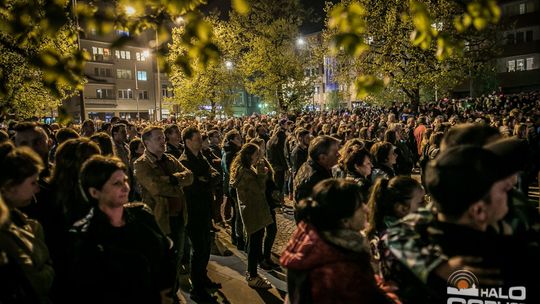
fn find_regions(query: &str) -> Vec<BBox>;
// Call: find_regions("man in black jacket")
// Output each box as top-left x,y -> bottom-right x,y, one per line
293,135 -> 339,203
165,124 -> 183,159
179,127 -> 221,302
291,128 -> 311,179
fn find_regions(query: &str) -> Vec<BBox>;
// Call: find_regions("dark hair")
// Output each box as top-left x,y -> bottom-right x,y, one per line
308,135 -> 339,161
222,129 -> 240,147
90,132 -> 115,156
164,124 -> 180,140
208,129 -> 220,139
0,142 -> 44,188
338,138 -> 364,166
56,128 -> 79,144
366,176 -> 423,237
181,126 -> 199,144
111,123 -> 126,137
370,141 -> 394,165
141,126 -> 163,146
51,138 -> 101,222
344,148 -> 371,173
384,129 -> 397,145
80,155 -> 126,206
230,143 -> 260,183
296,179 -> 364,231
441,123 -> 500,150
129,138 -> 143,162
296,128 -> 310,139
100,122 -> 111,133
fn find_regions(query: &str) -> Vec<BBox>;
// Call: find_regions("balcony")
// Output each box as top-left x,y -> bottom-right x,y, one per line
84,97 -> 118,106
502,40 -> 540,57
89,54 -> 114,64
497,69 -> 540,91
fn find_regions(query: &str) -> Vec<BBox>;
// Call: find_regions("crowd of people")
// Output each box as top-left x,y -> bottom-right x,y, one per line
0,91 -> 539,304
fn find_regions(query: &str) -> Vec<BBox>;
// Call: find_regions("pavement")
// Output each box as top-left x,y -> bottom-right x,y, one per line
174,200 -> 297,304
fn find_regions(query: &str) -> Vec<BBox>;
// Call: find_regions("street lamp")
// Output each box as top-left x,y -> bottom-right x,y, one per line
296,37 -> 306,48
225,60 -> 233,70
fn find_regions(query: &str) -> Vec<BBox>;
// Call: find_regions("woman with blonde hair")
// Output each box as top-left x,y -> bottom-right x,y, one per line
230,143 -> 274,288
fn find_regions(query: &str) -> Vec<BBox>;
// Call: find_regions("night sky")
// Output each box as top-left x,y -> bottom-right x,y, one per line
202,0 -> 331,34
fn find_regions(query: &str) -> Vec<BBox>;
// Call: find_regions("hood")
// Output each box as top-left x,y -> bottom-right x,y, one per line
280,222 -> 355,271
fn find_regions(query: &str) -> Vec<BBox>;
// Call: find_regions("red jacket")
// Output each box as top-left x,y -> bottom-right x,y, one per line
280,222 -> 398,304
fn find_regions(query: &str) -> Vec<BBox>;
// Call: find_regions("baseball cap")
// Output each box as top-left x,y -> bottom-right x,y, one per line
425,143 -> 522,218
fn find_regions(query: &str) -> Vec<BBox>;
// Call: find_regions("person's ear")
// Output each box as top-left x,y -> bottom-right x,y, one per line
468,201 -> 488,224
88,187 -> 101,200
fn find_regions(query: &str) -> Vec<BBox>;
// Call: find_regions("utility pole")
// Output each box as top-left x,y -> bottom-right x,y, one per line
72,0 -> 85,122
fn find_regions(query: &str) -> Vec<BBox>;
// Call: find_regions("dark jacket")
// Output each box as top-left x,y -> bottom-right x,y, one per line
221,143 -> 240,196
291,144 -> 308,176
293,159 -> 333,203
180,148 -> 219,228
267,130 -> 288,172
386,210 -> 540,304
280,222 -> 396,304
165,142 -> 183,159
69,204 -> 173,304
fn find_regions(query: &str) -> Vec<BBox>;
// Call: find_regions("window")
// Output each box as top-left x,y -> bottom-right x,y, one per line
526,58 -> 534,70
136,52 -> 148,61
516,32 -> 524,43
115,50 -> 131,60
516,59 -> 525,71
116,69 -> 132,79
519,3 -> 526,14
526,31 -> 533,42
115,29 -> 130,37
92,47 -> 111,61
94,68 -> 111,77
96,88 -> 113,99
137,70 -> 147,81
508,60 -> 516,72
118,89 -> 133,99
161,85 -> 168,98
139,91 -> 149,99
506,33 -> 515,45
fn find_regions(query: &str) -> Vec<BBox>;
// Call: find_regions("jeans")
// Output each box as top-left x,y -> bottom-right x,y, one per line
263,211 -> 277,260
247,228 -> 265,277
169,216 -> 186,293
187,221 -> 212,291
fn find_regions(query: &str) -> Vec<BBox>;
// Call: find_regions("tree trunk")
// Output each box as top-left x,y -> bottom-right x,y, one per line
404,87 -> 420,114
210,100 -> 216,120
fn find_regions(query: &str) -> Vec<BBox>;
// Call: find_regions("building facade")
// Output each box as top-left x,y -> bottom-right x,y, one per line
65,28 -> 172,122
497,0 -> 540,92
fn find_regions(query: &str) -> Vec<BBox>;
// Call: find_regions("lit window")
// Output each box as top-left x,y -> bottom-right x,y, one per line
137,71 -> 147,81
517,59 -> 525,71
508,60 -> 516,72
116,69 -> 132,79
116,29 -> 130,37
526,58 -> 534,70
519,3 -> 526,14
136,52 -> 147,61
115,50 -> 131,60
118,89 -> 133,99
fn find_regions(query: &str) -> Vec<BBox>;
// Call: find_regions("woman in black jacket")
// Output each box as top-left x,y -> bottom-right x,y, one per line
69,155 -> 173,304
221,129 -> 243,248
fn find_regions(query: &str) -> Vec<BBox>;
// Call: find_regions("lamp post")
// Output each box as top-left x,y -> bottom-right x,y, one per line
124,5 -> 161,122
72,0 -> 85,122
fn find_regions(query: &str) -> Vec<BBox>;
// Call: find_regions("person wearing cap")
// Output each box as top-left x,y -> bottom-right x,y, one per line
385,144 -> 540,304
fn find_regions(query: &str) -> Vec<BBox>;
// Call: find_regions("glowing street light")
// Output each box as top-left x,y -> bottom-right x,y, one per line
124,5 -> 136,16
296,37 -> 306,48
225,60 -> 233,70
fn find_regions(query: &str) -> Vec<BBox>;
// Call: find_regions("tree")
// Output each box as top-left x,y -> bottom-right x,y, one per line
325,0 -> 500,109
227,0 -> 319,113
0,0 -> 251,119
168,16 -> 240,118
